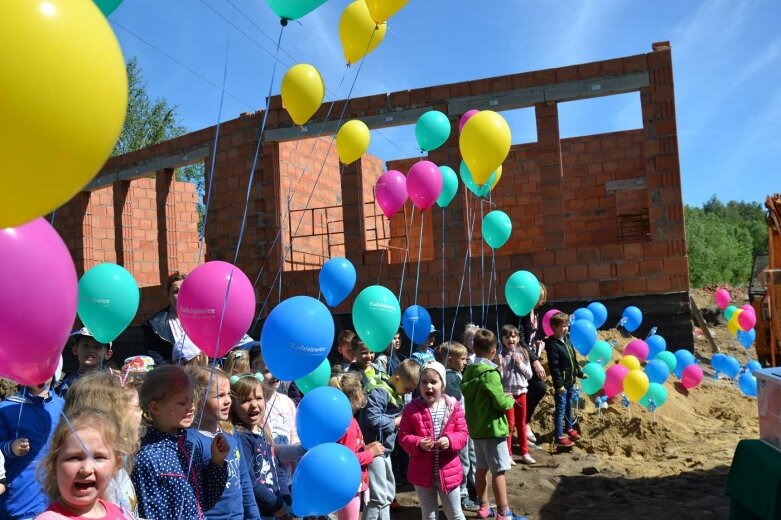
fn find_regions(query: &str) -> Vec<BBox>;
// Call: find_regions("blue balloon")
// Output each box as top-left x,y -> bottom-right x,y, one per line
746,360 -> 762,374
738,372 -> 757,397
296,386 -> 352,449
711,353 -> 727,373
721,356 -> 741,379
570,320 -> 597,356
587,302 -> 608,328
261,296 -> 335,381
572,308 -> 594,323
646,334 -> 667,360
402,305 -> 432,345
645,358 -> 670,384
319,257 -> 356,307
737,328 -> 756,349
292,443 -> 361,516
673,349 -> 695,379
622,306 -> 643,333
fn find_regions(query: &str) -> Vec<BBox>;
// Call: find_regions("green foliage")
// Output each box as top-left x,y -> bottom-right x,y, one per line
685,196 -> 768,287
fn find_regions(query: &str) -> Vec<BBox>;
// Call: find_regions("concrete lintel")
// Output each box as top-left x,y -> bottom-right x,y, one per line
85,145 -> 211,191
605,177 -> 647,192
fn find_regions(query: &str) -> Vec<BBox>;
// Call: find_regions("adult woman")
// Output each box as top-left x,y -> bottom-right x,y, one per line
519,283 -> 548,443
141,273 -> 185,364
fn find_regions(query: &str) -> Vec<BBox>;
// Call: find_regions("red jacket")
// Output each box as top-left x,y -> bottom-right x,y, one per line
398,394 -> 469,493
337,417 -> 374,492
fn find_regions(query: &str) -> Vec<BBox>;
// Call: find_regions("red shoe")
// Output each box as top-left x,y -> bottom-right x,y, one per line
555,436 -> 574,447
390,499 -> 401,511
567,428 -> 580,441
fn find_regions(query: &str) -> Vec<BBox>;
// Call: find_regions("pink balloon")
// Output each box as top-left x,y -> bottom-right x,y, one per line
375,170 -> 408,219
714,288 -> 731,310
740,304 -> 756,316
458,109 -> 479,133
604,364 -> 630,398
681,363 -> 703,389
738,310 -> 756,331
0,218 -> 77,385
624,339 -> 649,362
542,308 -> 562,337
178,261 -> 256,358
406,161 -> 443,212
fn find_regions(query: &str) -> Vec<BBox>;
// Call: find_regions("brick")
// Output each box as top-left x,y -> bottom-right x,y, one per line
565,264 -> 589,282
615,261 -> 640,278
588,263 -> 613,279
640,258 -> 665,275
622,278 -> 647,295
646,275 -> 673,293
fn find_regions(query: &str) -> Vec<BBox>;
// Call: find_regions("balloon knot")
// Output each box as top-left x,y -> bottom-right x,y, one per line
280,18 -> 289,26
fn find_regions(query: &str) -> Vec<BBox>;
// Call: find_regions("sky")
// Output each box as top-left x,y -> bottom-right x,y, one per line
109,0 -> 780,206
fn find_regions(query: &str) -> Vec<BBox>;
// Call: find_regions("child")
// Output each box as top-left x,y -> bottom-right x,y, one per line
375,331 -> 402,376
461,324 -> 479,364
230,374 -> 291,519
0,450 -> 5,496
500,325 -> 535,464
55,327 -> 113,397
223,350 -> 251,377
461,329 -> 525,520
545,312 -> 583,448
347,336 -> 378,386
333,330 -> 357,373
329,373 -> 385,520
131,365 -> 229,519
358,359 -> 420,520
399,361 -> 468,520
187,367 -> 260,520
35,409 -> 131,519
0,379 -> 65,519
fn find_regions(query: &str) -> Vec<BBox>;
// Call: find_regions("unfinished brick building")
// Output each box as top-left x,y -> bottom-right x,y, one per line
54,41 -> 692,357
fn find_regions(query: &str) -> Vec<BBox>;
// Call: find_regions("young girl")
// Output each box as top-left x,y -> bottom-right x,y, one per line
222,350 -> 250,377
329,373 -> 385,520
398,361 -> 468,520
500,324 -> 535,464
130,365 -> 229,520
230,373 -> 291,519
187,367 -> 260,519
36,409 -> 131,519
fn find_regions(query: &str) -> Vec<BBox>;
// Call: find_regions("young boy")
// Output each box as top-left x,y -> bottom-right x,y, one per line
375,331 -> 402,376
333,329 -> 356,373
545,312 -> 584,447
55,327 -> 112,397
461,329 -> 525,520
347,336 -> 378,386
359,359 -> 420,520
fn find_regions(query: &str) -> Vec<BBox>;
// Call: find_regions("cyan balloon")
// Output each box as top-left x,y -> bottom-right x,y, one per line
482,210 -> 512,249
504,270 -> 541,317
436,165 -> 458,208
296,386 -> 353,449
295,358 -> 332,394
319,257 -> 356,307
724,305 -> 738,321
738,372 -> 757,397
722,356 -> 741,379
267,0 -> 328,20
77,263 -> 139,344
570,320 -> 597,356
646,334 -> 667,360
415,110 -> 451,152
587,302 -> 608,328
93,0 -> 123,15
746,360 -> 762,374
352,285 -> 401,353
292,443 -> 361,516
654,350 -> 677,373
587,340 -> 612,366
581,362 -> 606,395
572,307 -> 594,323
261,296 -> 335,381
673,349 -> 695,379
644,358 -> 670,384
402,305 -> 432,345
639,382 -> 668,410
737,328 -> 756,349
459,160 -> 497,197
621,306 -> 643,333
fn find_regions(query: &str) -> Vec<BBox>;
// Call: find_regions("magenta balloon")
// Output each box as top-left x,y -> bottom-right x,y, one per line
406,161 -> 443,212
714,288 -> 731,310
0,218 -> 77,385
177,261 -> 256,358
738,310 -> 756,332
458,109 -> 479,133
623,339 -> 649,362
375,170 -> 408,218
603,364 -> 630,399
681,363 -> 703,389
740,304 -> 755,316
542,308 -> 561,337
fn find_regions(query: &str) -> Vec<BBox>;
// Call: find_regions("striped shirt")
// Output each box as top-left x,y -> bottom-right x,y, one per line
429,399 -> 446,475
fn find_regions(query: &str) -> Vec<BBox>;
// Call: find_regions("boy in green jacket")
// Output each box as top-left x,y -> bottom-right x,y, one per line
461,329 -> 526,520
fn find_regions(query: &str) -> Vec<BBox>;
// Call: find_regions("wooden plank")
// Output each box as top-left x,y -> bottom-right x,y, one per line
689,295 -> 720,353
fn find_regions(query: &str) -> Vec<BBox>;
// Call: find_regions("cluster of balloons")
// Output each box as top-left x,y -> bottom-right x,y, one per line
711,353 -> 761,398
714,288 -> 757,349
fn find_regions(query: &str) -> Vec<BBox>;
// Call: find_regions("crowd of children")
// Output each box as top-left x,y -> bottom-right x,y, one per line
0,280 -> 587,520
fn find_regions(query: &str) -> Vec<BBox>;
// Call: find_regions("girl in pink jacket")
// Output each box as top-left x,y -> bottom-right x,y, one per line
399,361 -> 469,520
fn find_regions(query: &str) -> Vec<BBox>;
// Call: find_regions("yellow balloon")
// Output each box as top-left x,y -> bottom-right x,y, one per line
623,369 -> 649,403
459,110 -> 512,186
489,165 -> 503,190
336,119 -> 370,164
365,0 -> 408,24
0,0 -> 127,228
619,354 -> 641,372
280,64 -> 325,126
727,315 -> 740,337
339,0 -> 387,65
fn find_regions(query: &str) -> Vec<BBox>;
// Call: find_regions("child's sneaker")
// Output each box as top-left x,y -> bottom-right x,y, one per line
477,505 -> 495,518
461,497 -> 480,512
520,454 -> 536,464
555,435 -> 574,447
497,509 -> 528,520
567,428 -> 580,441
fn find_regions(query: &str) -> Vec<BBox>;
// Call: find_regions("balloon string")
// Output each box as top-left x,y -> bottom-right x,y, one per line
479,198 -> 486,325
409,211 -> 425,354
60,411 -> 95,462
397,205 -> 414,303
447,197 -> 479,344
441,206 -> 446,339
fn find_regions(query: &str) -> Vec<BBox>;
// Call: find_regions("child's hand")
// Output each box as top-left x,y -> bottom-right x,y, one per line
394,416 -> 402,428
11,438 -> 30,457
366,441 -> 385,458
557,387 -> 566,395
211,432 -> 230,465
435,436 -> 450,450
419,437 -> 435,451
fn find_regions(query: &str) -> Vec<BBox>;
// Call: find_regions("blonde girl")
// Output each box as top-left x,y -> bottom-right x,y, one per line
222,350 -> 251,377
36,409 -> 131,519
500,324 -> 534,464
130,365 -> 229,520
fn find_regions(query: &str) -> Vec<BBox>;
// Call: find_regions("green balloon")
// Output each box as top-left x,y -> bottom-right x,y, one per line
415,111 -> 451,152
724,305 -> 738,321
436,165 -> 458,208
581,362 -> 606,395
352,285 -> 401,353
459,160 -> 496,198
654,350 -> 677,373
482,210 -> 512,249
295,358 -> 332,394
93,0 -> 123,16
504,270 -> 541,317
639,382 -> 668,409
77,263 -> 139,343
587,340 -> 613,366
267,0 -> 328,21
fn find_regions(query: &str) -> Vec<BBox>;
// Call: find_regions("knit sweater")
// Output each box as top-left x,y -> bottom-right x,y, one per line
501,349 -> 533,396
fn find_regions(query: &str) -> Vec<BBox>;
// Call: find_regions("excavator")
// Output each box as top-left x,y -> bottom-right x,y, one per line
749,193 -> 781,367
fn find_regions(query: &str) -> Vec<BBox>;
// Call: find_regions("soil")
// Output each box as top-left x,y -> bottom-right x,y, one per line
393,288 -> 762,520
